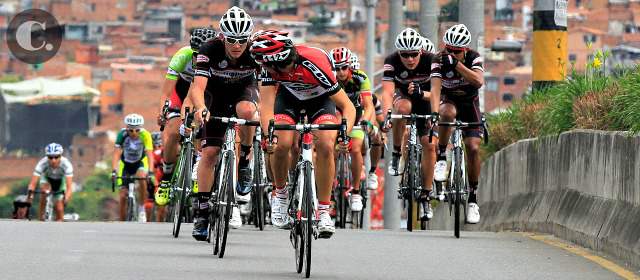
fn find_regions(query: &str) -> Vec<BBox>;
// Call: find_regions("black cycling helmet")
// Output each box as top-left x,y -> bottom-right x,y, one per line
190,27 -> 217,51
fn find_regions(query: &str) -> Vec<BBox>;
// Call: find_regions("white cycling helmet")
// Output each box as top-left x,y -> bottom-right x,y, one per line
124,113 -> 144,128
443,24 -> 471,48
219,6 -> 254,38
330,47 -> 353,68
350,53 -> 360,70
394,28 -> 423,51
421,37 -> 436,54
45,143 -> 63,156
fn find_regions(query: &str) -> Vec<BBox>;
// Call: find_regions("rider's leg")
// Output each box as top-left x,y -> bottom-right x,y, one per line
390,98 -> 411,175
136,168 -> 148,222
421,135 -> 438,192
349,137 -> 364,192
464,136 -> 482,201
161,117 -> 181,179
54,198 -> 64,221
236,100 -> 257,195
38,182 -> 50,221
156,206 -> 167,222
119,187 -> 127,221
434,102 -> 457,181
271,129 -> 294,189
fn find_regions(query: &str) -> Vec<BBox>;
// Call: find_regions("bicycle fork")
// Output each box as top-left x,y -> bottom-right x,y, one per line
295,133 -> 318,239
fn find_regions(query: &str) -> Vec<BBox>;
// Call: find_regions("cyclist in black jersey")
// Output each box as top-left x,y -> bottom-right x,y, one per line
381,28 -> 440,218
430,24 -> 485,224
190,6 -> 259,240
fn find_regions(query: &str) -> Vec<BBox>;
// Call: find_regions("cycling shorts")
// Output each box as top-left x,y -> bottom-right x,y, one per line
117,158 -> 149,187
201,85 -> 259,148
393,89 -> 433,137
39,177 -> 66,201
441,95 -> 483,138
274,86 -> 337,125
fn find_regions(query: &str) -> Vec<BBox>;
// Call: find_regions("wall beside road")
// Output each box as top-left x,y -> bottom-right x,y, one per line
446,129 -> 640,269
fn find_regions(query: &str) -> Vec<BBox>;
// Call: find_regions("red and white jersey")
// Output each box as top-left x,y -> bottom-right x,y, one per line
260,45 -> 341,100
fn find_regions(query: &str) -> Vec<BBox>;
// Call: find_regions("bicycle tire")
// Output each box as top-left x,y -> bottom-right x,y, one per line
173,144 -> 193,237
218,153 -> 234,258
293,167 -> 304,274
453,147 -> 463,238
338,153 -> 349,229
303,161 -> 313,278
253,140 -> 265,231
213,156 -> 227,255
127,196 -> 135,221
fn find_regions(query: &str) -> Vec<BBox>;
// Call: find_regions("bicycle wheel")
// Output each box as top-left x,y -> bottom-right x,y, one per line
127,196 -> 135,221
337,153 -> 348,228
302,162 -> 313,278
293,167 -> 304,274
218,153 -> 234,258
212,156 -> 227,255
405,148 -> 416,232
253,140 -> 265,231
453,147 -> 463,238
173,145 -> 192,237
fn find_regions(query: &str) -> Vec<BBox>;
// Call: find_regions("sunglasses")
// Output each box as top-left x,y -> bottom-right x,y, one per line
446,48 -> 464,54
225,36 -> 249,45
127,128 -> 140,133
48,155 -> 60,160
399,51 -> 420,58
336,65 -> 350,71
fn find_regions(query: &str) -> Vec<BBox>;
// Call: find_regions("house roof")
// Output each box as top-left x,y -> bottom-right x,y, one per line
0,77 -> 99,104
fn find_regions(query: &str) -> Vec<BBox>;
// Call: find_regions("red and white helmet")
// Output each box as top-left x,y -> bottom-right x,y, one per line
249,30 -> 294,64
330,47 -> 353,68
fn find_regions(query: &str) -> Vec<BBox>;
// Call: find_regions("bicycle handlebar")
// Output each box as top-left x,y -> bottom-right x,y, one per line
210,116 -> 260,127
267,118 -> 348,145
159,99 -> 170,131
111,175 -> 149,192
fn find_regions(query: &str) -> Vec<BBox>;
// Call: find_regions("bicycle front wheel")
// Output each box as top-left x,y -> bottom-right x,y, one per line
218,153 -> 234,258
453,147 -> 463,239
303,162 -> 313,278
253,140 -> 265,231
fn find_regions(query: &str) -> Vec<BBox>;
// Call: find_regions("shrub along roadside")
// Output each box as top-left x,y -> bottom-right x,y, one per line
484,64 -> 640,159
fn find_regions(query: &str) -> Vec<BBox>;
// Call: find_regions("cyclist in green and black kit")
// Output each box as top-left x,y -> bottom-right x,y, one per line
330,47 -> 375,212
155,27 -> 217,206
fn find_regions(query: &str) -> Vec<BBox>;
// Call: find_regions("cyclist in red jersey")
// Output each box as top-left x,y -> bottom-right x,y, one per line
249,30 -> 356,238
149,132 -> 166,221
431,24 -> 485,224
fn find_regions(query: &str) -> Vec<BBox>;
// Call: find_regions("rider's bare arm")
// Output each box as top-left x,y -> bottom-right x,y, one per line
330,89 -> 356,134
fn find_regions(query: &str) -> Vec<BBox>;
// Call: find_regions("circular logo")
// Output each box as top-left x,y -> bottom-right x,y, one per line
446,71 -> 455,78
400,71 -> 408,78
218,60 -> 228,69
6,9 -> 63,64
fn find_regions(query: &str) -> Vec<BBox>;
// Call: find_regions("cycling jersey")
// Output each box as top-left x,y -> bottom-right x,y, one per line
194,38 -> 260,89
115,128 -> 153,163
383,51 -> 434,95
430,49 -> 484,101
34,156 -> 73,179
338,69 -> 372,121
165,46 -> 196,110
261,45 -> 340,100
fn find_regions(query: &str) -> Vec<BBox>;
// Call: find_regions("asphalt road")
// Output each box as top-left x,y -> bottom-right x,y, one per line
0,220 -> 623,280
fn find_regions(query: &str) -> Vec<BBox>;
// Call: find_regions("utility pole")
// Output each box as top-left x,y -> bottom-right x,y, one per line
533,0 -> 568,90
383,0 -> 403,230
459,0 -> 485,111
420,0 -> 439,47
365,0 -> 377,90
363,0 -> 378,230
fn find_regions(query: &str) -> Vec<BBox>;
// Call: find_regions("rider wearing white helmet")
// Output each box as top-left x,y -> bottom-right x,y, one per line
27,142 -> 74,221
421,37 -> 436,54
381,27 -> 440,220
113,114 -> 155,222
190,6 -> 261,238
431,23 -> 485,225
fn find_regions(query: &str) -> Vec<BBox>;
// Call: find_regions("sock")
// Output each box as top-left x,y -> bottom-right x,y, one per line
238,144 -> 251,168
274,184 -> 287,198
437,144 -> 447,161
468,183 -> 478,203
162,162 -> 175,180
318,201 -> 331,213
369,166 -> 376,174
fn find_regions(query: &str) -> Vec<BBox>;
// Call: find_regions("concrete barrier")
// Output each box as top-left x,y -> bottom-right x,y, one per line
428,129 -> 640,269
